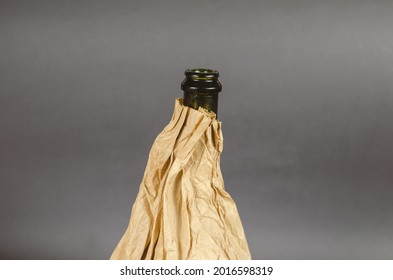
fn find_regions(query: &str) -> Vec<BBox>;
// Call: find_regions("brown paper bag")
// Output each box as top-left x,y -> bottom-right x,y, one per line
110,98 -> 251,260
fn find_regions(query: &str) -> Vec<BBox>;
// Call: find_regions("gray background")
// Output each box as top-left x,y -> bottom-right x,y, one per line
1,0 -> 393,259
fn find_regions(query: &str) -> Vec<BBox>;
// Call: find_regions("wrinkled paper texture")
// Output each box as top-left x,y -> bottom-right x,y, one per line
110,98 -> 251,260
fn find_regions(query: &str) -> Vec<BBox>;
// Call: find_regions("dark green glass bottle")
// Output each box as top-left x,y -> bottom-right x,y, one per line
181,68 -> 222,117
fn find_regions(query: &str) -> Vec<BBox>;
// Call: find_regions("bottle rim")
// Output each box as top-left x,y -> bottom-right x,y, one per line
185,68 -> 219,80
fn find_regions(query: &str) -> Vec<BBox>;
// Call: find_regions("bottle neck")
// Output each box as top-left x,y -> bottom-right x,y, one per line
181,68 -> 222,116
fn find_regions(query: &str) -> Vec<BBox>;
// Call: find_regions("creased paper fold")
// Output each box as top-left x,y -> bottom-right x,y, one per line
110,98 -> 251,260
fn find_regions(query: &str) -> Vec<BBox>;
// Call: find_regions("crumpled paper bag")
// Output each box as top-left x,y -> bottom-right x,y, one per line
110,98 -> 251,260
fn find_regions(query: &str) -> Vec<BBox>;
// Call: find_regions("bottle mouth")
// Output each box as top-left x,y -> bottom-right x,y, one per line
181,68 -> 222,93
185,68 -> 219,81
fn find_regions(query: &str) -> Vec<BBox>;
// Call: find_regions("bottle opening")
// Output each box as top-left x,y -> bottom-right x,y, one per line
185,68 -> 219,81
188,68 -> 218,74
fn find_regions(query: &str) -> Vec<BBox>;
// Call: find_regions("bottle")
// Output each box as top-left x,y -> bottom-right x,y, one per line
181,68 -> 222,116
110,67 -> 251,260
